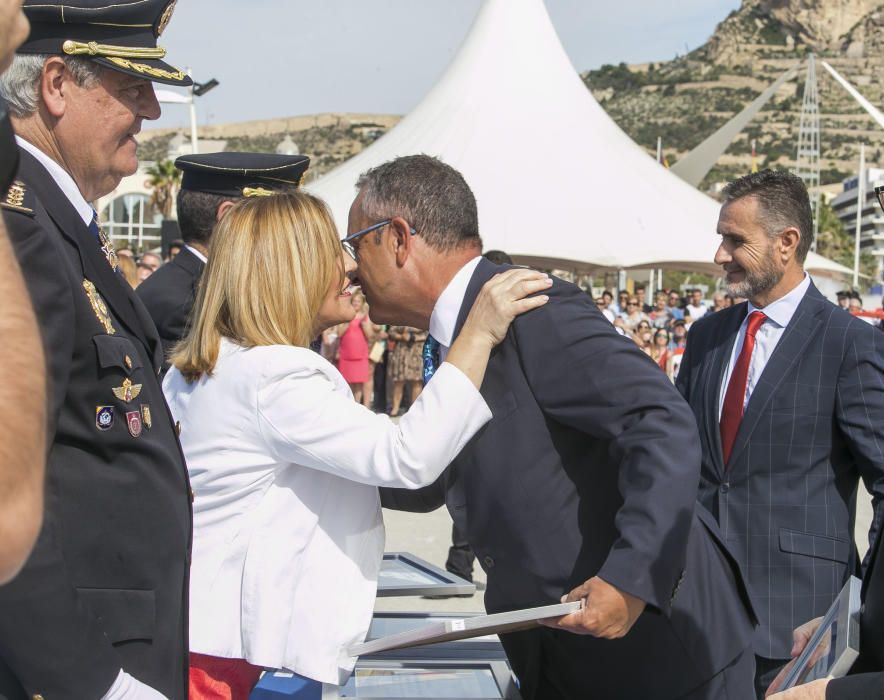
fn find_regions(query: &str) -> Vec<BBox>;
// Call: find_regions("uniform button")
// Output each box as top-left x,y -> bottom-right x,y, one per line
176,421 -> 181,436
483,555 -> 495,568
720,483 -> 729,494
124,355 -> 132,369
33,695 -> 44,700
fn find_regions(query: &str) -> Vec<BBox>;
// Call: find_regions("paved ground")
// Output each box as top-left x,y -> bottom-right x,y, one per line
375,492 -> 876,615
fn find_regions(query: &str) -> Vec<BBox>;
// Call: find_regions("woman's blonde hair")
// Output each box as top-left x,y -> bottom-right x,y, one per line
171,191 -> 343,382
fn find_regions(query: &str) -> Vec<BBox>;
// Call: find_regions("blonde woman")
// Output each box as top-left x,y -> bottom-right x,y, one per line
162,192 -> 550,698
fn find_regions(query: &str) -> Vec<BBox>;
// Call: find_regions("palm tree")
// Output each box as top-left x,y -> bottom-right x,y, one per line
145,159 -> 181,220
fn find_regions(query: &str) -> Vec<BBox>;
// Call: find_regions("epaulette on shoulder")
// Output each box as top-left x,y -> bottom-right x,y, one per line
1,180 -> 35,216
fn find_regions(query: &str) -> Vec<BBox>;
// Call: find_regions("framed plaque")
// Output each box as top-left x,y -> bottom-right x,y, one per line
777,576 -> 862,690
330,660 -> 519,699
350,601 -> 582,657
377,553 -> 475,598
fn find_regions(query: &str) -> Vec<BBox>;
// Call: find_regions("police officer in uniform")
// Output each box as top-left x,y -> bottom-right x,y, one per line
137,152 -> 309,368
0,2 -> 192,698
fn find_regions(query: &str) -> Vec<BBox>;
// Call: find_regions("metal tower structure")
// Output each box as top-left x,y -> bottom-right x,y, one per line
795,54 -> 821,244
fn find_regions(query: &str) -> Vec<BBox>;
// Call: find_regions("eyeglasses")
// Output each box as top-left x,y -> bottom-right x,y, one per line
341,219 -> 417,261
627,301 -> 639,306
875,186 -> 884,215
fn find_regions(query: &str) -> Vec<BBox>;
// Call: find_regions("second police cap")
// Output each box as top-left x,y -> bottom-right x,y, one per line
19,0 -> 191,86
174,152 -> 311,198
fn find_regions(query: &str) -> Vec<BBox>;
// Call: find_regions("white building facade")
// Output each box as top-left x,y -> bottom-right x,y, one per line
831,168 -> 884,286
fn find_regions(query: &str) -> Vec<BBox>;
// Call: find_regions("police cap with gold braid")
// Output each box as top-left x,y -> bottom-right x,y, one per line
19,0 -> 191,87
175,152 -> 311,198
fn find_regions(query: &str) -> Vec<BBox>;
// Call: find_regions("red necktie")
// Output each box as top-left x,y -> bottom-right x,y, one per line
720,310 -> 767,466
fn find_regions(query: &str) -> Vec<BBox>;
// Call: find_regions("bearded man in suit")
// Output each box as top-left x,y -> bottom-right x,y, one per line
675,169 -> 884,698
348,154 -> 757,700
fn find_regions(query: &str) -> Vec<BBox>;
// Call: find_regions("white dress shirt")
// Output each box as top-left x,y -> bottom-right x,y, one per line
184,244 -> 207,264
16,136 -> 93,225
429,256 -> 481,363
718,274 -> 811,419
163,338 -> 491,684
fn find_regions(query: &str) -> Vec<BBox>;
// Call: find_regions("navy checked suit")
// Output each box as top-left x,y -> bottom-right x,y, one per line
676,282 -> 884,662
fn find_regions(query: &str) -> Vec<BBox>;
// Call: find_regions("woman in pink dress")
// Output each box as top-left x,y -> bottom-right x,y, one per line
337,291 -> 372,402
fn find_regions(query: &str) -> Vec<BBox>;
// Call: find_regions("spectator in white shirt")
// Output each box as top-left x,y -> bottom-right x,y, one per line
163,191 -> 550,696
685,288 -> 708,320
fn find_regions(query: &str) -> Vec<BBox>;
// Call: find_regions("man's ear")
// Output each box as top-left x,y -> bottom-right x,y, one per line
216,199 -> 236,222
41,57 -> 70,119
779,226 -> 801,263
389,216 -> 413,268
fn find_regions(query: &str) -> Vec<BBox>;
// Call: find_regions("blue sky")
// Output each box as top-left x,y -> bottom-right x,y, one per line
153,0 -> 741,130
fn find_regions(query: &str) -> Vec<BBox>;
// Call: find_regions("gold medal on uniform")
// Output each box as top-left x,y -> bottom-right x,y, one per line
82,279 -> 115,334
112,378 -> 143,403
141,404 -> 152,430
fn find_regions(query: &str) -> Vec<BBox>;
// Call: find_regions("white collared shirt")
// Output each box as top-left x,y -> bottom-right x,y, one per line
717,274 -> 811,419
429,256 -> 482,363
184,244 -> 207,264
16,135 -> 93,226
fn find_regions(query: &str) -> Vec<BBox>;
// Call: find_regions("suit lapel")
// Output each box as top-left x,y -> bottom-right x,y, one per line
18,149 -> 159,360
726,284 -> 824,467
702,304 -> 747,477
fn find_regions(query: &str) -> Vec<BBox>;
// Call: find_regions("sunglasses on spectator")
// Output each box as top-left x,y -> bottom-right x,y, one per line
342,219 -> 418,261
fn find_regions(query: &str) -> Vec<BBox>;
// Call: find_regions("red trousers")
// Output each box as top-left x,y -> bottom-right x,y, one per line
189,652 -> 263,700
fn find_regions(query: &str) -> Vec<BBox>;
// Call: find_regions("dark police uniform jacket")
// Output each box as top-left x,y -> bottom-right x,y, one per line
383,258 -> 757,699
0,147 -> 192,700
137,245 -> 205,367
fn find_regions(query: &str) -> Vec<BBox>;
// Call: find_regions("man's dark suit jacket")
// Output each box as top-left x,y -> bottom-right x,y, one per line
383,259 -> 756,699
676,282 -> 884,661
0,149 -> 192,699
137,245 -> 205,366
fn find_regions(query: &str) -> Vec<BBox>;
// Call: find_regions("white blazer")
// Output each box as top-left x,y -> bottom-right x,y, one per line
163,338 -> 491,684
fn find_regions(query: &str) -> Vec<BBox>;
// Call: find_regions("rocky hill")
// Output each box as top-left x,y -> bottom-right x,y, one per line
584,0 -> 884,191
139,113 -> 400,182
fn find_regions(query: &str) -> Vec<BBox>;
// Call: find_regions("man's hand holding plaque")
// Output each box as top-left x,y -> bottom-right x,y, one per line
541,576 -> 646,639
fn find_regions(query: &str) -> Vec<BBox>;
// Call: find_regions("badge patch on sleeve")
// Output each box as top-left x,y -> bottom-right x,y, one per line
95,406 -> 114,431
126,410 -> 143,438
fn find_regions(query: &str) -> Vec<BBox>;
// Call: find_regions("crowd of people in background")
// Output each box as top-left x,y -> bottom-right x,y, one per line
113,238 -> 186,289
592,285 -> 745,381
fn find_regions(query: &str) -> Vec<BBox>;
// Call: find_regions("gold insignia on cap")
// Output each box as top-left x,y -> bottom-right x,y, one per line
82,280 -> 116,335
62,40 -> 167,60
105,57 -> 186,82
243,187 -> 274,198
112,378 -> 143,403
157,0 -> 178,37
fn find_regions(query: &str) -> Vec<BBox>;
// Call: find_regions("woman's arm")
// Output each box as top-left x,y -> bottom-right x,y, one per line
256,269 -> 550,489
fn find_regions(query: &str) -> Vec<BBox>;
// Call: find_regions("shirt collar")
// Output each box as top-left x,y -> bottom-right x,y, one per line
429,256 -> 482,348
748,273 -> 811,328
184,244 -> 208,264
16,135 -> 94,226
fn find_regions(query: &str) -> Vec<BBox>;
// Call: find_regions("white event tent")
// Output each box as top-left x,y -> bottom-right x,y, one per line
309,0 -> 851,281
